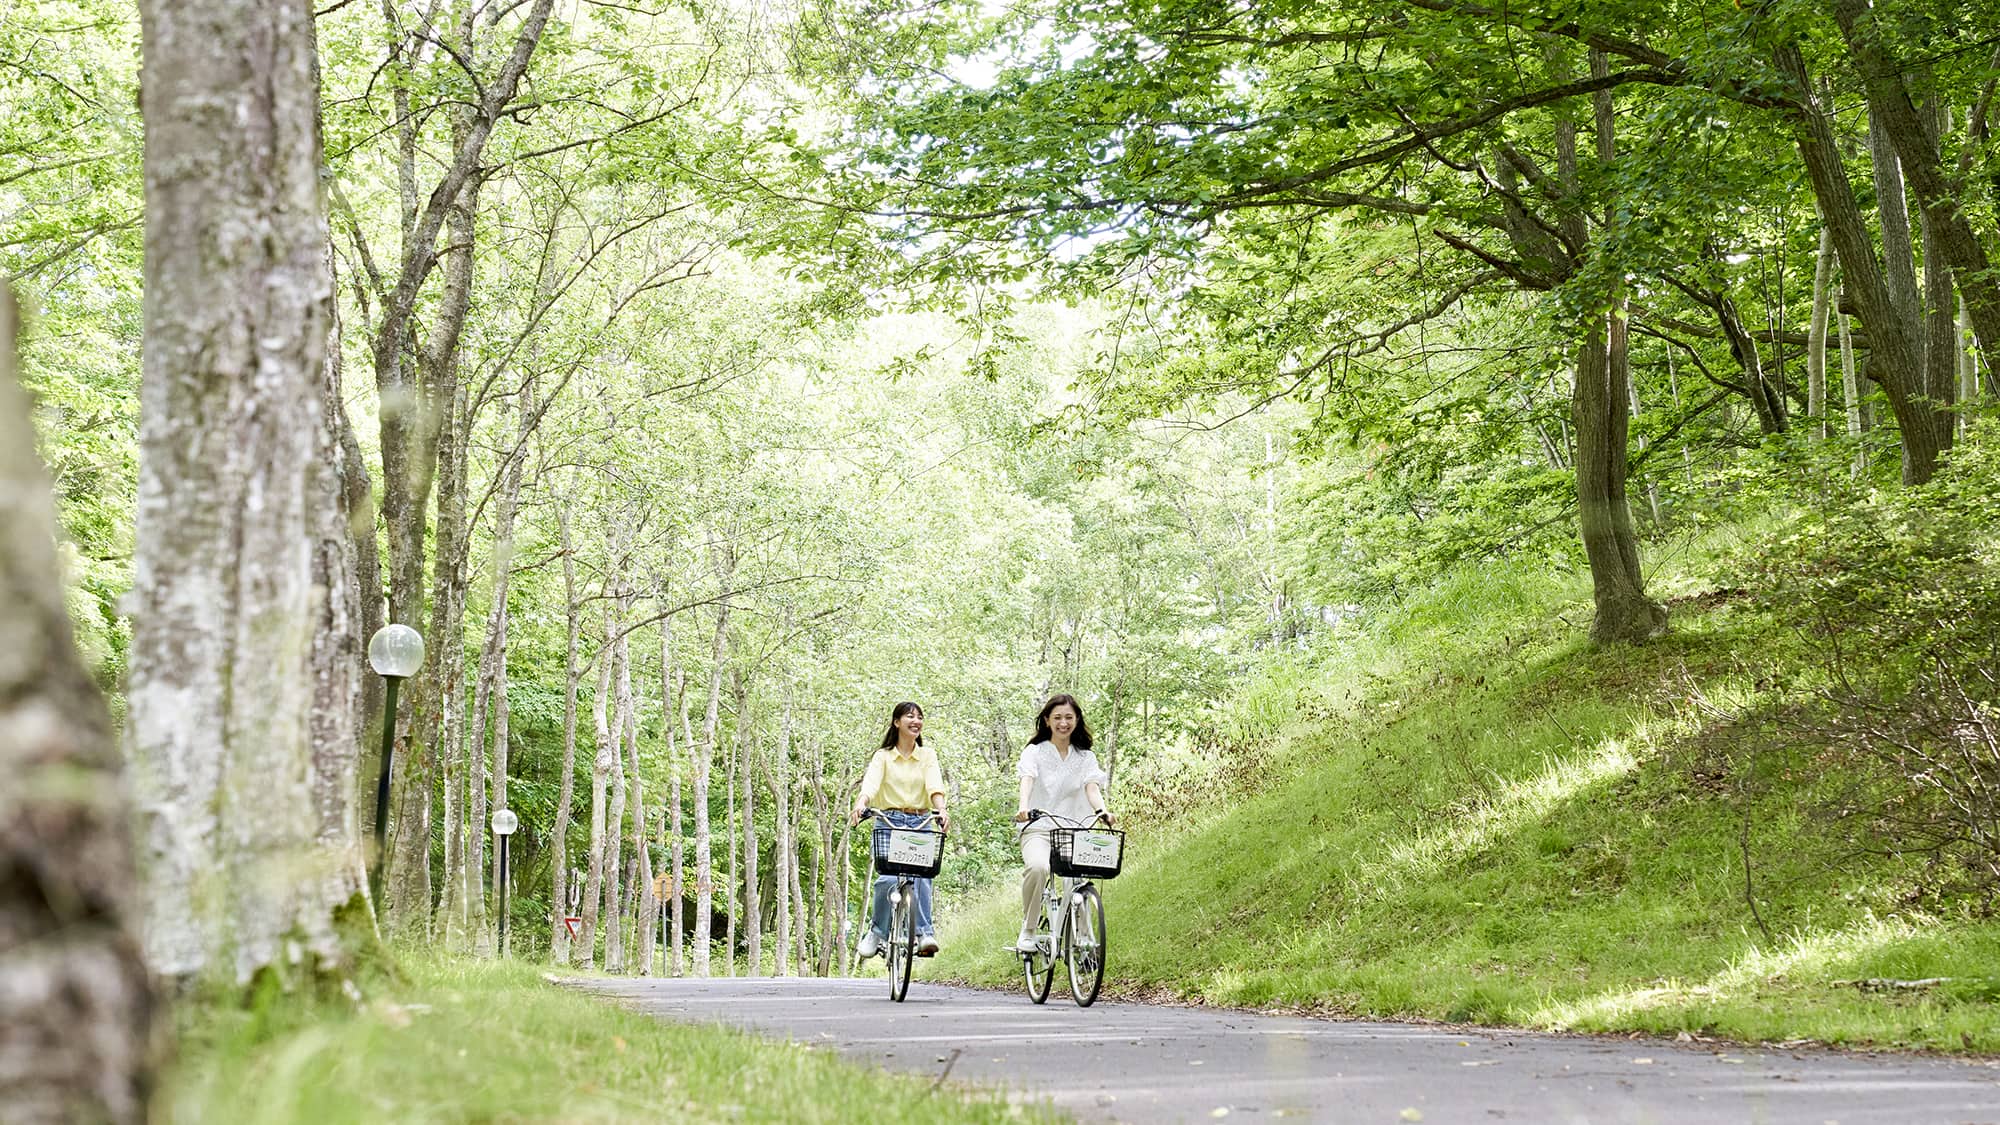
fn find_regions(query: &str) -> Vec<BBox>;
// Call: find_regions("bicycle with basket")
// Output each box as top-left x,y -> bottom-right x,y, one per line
860,809 -> 946,1002
1019,809 -> 1124,1007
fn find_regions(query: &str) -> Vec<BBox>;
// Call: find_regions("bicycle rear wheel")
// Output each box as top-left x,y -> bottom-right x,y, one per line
1022,909 -> 1055,1004
888,881 -> 916,1002
1064,883 -> 1105,1007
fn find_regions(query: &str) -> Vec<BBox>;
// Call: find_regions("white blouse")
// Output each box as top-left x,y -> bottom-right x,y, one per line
1017,741 -> 1110,827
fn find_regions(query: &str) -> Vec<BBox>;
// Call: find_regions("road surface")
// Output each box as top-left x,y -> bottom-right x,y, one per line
565,976 -> 2000,1123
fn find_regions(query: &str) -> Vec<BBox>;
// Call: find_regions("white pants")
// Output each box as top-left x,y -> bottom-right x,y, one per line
1020,829 -> 1052,935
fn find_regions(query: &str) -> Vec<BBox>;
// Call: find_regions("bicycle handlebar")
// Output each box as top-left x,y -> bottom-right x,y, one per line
1020,808 -> 1115,828
855,807 -> 948,835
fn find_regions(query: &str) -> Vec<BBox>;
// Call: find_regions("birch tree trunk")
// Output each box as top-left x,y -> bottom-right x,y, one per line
128,0 -> 366,983
1808,227 -> 1834,440
1961,298 -> 1982,431
479,376 -> 537,960
809,735 -> 833,976
666,628 -> 686,977
421,384 -> 471,948
737,671 -> 761,977
549,502 -> 580,964
768,666 -> 795,976
724,685 -> 739,978
0,287 -> 152,1123
580,615 -> 615,968
602,605 -> 632,973
692,545 -> 735,976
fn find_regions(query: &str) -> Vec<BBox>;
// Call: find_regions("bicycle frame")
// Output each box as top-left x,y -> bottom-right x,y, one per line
856,809 -> 944,1002
1017,808 -> 1112,1006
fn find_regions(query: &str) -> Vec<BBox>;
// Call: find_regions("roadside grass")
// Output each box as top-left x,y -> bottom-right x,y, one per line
161,957 -> 1062,1123
940,538 -> 2000,1053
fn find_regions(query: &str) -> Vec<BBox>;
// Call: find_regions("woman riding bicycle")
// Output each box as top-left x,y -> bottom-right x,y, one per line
850,701 -> 950,958
1013,693 -> 1113,953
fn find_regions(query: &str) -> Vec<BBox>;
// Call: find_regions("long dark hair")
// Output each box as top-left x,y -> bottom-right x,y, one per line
879,701 -> 925,749
1031,694 -> 1093,749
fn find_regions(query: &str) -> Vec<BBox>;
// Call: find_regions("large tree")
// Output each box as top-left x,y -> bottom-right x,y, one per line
126,0 -> 366,983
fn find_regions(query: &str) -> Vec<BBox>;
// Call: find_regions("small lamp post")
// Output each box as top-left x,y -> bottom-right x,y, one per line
367,623 -> 425,906
490,807 -> 519,957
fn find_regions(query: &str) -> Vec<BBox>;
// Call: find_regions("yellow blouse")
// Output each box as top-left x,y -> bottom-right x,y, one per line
860,744 -> 946,810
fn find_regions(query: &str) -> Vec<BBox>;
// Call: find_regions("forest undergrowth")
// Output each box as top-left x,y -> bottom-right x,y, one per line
943,442 -> 2000,1054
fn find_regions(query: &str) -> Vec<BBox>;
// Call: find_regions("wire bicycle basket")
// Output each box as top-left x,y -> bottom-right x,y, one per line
871,823 -> 945,878
1050,826 -> 1125,879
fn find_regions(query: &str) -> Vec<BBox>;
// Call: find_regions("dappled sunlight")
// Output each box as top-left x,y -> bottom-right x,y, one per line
1530,914 -> 1922,1028
1355,730 -> 1647,894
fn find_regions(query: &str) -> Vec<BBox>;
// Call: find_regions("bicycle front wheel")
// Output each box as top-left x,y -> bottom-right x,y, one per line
1022,911 -> 1055,1004
1064,883 -> 1105,1007
889,882 -> 916,1002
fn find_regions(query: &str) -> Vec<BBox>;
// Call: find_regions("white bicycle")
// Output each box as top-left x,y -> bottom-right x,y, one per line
1017,809 -> 1124,1007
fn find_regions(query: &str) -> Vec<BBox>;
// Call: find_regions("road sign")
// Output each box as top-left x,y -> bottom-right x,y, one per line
564,916 -> 582,937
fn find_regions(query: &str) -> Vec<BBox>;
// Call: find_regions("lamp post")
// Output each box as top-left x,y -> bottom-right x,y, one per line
490,807 -> 519,957
367,623 -> 425,907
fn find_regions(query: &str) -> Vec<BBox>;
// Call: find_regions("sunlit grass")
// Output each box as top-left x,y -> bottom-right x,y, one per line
162,957 -> 1064,1123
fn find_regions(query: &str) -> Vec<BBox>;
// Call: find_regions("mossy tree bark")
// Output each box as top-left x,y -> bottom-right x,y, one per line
0,289 -> 153,1123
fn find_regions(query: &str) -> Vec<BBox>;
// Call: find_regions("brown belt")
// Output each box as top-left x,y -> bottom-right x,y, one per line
884,807 -> 927,813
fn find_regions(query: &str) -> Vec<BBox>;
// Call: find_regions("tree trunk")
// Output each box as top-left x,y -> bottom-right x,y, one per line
128,0 -> 364,982
1567,50 -> 1666,643
769,658 -> 795,977
737,670 -> 761,977
0,287 -> 152,1123
580,614 -> 615,969
1867,105 -> 1922,331
665,621 -> 686,977
1808,227 -> 1834,439
692,547 -> 734,976
603,603 -> 632,973
1775,42 -> 1945,482
1961,297 -> 1982,431
1836,0 -> 2000,382
549,502 -> 580,964
420,383 -> 471,948
809,735 -> 832,976
724,681 -> 738,978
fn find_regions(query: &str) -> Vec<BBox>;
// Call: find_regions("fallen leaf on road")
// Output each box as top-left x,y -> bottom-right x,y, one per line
1632,1057 -> 1653,1065
1400,1110 -> 1424,1122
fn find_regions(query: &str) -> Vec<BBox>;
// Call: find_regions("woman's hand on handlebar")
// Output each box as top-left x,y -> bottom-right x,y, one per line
848,803 -> 869,827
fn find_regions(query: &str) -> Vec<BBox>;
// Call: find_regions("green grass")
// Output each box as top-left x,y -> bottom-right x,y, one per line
941,544 -> 2000,1054
162,958 -> 1064,1123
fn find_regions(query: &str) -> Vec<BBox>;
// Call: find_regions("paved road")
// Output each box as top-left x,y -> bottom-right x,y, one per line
566,976 -> 2000,1124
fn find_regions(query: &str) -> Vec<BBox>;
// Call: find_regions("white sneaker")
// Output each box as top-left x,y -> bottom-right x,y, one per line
1014,931 -> 1040,954
916,935 -> 940,957
857,931 -> 880,959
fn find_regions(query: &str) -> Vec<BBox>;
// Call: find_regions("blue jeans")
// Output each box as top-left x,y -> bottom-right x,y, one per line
871,810 -> 936,938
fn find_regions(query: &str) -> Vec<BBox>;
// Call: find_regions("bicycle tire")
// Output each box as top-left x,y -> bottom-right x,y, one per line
889,881 -> 916,1002
1022,909 -> 1055,1004
1065,883 -> 1105,1007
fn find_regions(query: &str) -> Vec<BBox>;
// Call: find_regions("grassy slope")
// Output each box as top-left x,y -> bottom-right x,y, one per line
162,959 -> 1061,1123
940,554 -> 2000,1052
